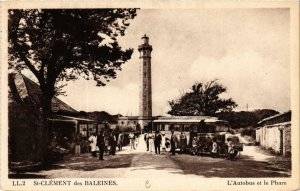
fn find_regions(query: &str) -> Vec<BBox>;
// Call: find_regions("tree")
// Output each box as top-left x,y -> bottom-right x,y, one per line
253,109 -> 280,122
8,9 -> 137,163
168,80 -> 237,116
217,109 -> 280,129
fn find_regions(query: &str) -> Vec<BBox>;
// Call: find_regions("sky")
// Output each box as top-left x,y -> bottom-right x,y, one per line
56,8 -> 290,116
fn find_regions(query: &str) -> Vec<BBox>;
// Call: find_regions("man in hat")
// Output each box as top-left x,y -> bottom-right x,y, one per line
154,131 -> 162,154
144,131 -> 150,151
97,131 -> 105,160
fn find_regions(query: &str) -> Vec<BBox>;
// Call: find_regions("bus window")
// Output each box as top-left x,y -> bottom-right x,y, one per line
153,124 -> 157,131
208,125 -> 216,133
165,124 -> 169,131
170,124 -> 174,131
190,124 -> 197,132
174,124 -> 180,131
161,124 -> 165,131
179,124 -> 184,132
184,125 -> 190,132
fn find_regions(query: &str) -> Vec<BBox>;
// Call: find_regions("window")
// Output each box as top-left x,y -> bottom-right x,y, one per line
121,121 -> 124,125
184,124 -> 190,132
153,125 -> 157,131
190,124 -> 198,132
79,124 -> 87,137
88,123 -> 97,137
160,124 -> 165,131
165,124 -> 170,131
174,124 -> 180,131
208,125 -> 216,133
170,124 -> 174,131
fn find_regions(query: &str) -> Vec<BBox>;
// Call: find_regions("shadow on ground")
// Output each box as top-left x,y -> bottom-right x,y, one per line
130,151 -> 291,178
169,154 -> 291,177
9,153 -> 136,178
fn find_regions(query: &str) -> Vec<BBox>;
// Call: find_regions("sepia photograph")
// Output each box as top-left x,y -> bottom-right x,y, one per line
1,2 -> 299,191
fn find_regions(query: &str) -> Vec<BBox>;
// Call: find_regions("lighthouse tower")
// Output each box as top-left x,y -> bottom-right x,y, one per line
138,34 -> 153,129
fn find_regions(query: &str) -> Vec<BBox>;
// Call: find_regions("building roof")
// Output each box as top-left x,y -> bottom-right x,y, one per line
58,115 -> 96,122
153,116 -> 228,124
118,116 -> 140,120
9,73 -> 78,114
118,116 -> 154,120
256,121 -> 291,129
257,111 -> 291,126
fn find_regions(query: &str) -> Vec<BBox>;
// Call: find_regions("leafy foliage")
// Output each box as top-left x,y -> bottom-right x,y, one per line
78,111 -> 119,123
9,9 -> 137,98
168,80 -> 237,116
217,109 -> 280,129
8,9 -> 137,163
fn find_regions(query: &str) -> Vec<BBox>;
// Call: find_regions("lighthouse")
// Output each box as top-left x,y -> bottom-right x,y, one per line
138,34 -> 153,129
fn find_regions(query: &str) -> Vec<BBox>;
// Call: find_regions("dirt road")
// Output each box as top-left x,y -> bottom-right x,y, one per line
10,135 -> 291,178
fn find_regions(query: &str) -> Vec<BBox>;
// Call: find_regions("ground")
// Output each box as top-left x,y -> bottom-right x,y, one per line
9,135 -> 291,178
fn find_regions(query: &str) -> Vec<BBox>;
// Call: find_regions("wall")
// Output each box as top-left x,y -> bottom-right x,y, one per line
256,122 -> 291,156
284,125 -> 291,156
118,119 -> 138,129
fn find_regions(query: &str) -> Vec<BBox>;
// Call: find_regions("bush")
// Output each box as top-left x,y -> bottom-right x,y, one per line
241,127 -> 256,139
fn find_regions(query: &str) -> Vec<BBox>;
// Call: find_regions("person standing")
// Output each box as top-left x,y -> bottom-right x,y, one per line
211,138 -> 218,158
129,131 -> 135,150
97,131 -> 105,160
144,131 -> 150,151
161,132 -> 166,153
191,137 -> 198,155
135,135 -> 139,149
88,133 -> 97,157
170,130 -> 176,156
179,131 -> 187,154
117,132 -> 124,151
227,137 -> 238,160
154,131 -> 162,154
148,131 -> 154,152
74,133 -> 81,156
109,131 -> 117,155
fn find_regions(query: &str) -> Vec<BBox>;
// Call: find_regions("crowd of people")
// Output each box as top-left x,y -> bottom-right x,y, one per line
69,128 -> 239,161
87,130 -> 126,160
143,130 -> 174,154
143,130 -> 239,160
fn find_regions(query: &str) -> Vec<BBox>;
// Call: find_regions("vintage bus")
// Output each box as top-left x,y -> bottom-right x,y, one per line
152,116 -> 231,153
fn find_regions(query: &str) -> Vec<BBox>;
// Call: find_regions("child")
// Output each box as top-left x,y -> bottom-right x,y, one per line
211,138 -> 218,158
227,137 -> 238,160
191,137 -> 198,155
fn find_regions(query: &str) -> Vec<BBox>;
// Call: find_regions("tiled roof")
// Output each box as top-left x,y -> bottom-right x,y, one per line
9,73 -> 78,114
257,111 -> 291,125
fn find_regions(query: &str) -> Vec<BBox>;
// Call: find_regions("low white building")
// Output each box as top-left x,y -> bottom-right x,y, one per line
256,111 -> 291,156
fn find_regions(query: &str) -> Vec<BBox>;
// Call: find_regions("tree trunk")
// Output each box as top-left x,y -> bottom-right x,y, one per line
34,93 -> 52,164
